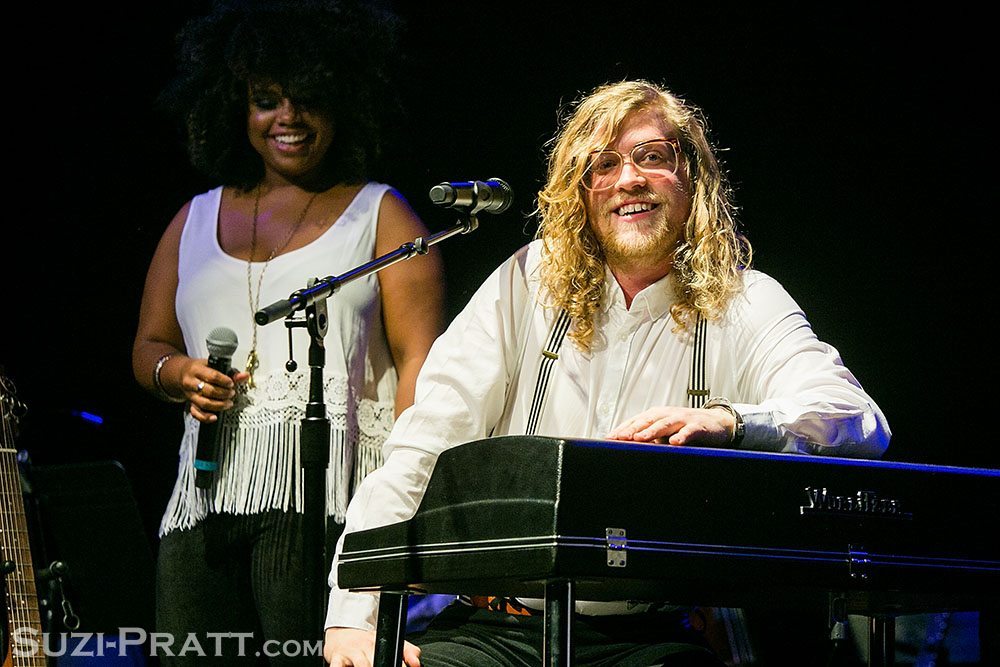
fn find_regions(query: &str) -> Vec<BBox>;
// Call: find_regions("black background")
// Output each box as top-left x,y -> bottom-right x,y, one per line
2,0 -> 994,631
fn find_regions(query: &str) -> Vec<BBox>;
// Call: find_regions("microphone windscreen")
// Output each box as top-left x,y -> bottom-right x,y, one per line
207,327 -> 239,357
485,178 -> 513,213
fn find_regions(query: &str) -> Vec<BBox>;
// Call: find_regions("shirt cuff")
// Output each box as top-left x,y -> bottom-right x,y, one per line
732,403 -> 777,451
325,586 -> 380,631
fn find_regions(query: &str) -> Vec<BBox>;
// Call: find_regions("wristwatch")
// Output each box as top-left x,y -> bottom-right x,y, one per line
703,397 -> 745,446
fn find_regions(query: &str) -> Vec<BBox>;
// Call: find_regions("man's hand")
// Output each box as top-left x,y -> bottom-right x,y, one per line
607,406 -> 735,446
324,627 -> 421,666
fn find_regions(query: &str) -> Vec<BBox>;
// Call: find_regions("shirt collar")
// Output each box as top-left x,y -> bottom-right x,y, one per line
602,265 -> 677,322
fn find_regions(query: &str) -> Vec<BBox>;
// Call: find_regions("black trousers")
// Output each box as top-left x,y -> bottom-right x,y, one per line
155,510 -> 342,665
406,602 -> 726,667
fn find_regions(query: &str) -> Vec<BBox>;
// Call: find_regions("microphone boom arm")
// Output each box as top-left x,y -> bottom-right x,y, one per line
255,212 -> 478,326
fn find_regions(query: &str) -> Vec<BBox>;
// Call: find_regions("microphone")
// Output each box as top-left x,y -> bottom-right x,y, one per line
428,178 -> 513,214
194,327 -> 239,489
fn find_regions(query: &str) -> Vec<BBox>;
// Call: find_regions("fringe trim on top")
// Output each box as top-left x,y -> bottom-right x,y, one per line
159,374 -> 394,537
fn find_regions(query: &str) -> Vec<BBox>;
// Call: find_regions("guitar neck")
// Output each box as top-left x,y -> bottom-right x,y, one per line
2,373 -> 47,667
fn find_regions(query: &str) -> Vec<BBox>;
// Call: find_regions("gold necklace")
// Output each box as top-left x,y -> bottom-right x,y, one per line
245,184 -> 321,387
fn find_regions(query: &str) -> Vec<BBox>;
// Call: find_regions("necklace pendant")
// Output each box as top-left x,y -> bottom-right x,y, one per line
246,349 -> 260,389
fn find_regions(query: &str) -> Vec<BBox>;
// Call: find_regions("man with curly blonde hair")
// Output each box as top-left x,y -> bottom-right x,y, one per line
537,79 -> 747,351
324,80 -> 891,666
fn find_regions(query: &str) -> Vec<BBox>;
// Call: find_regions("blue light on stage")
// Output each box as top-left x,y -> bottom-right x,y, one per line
71,410 -> 104,425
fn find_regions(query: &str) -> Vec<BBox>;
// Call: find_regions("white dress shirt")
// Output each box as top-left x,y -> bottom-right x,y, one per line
324,239 -> 891,629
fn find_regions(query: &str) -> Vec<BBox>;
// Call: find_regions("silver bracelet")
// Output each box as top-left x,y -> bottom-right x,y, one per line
153,353 -> 186,403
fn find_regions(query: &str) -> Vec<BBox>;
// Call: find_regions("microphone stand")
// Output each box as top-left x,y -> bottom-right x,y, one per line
256,212 -> 478,327
255,210 -> 481,658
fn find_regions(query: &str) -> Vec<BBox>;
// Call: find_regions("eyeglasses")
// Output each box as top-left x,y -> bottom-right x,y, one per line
582,138 -> 681,191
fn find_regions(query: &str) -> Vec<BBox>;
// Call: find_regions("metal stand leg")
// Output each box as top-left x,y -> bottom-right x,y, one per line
374,591 -> 409,667
868,615 -> 895,667
544,580 -> 574,667
828,594 -> 850,661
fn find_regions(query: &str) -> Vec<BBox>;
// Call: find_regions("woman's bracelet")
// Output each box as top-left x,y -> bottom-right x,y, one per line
153,353 -> 186,403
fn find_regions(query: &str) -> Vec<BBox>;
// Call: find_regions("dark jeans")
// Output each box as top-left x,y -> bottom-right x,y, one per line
155,510 -> 342,665
407,603 -> 726,666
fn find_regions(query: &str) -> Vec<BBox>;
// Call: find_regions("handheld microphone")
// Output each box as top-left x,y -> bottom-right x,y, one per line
194,327 -> 239,489
428,178 -> 513,214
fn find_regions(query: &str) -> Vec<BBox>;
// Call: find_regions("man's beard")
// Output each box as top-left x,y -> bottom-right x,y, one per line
598,208 -> 678,268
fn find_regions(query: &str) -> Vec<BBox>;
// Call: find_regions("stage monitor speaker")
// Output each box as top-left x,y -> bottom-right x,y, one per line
28,459 -> 155,635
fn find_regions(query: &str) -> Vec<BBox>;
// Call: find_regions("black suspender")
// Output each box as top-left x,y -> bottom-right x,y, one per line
525,309 -> 572,436
687,314 -> 709,408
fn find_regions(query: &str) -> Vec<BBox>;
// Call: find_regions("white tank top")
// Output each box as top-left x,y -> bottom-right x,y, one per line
160,182 -> 397,535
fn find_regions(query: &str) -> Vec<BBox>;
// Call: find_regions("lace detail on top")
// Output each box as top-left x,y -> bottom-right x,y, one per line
159,371 -> 394,536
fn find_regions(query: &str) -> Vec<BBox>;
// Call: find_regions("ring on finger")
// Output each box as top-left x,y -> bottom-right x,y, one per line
196,381 -> 205,393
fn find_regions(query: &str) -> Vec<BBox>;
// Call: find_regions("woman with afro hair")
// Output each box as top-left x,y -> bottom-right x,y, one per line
132,1 -> 445,661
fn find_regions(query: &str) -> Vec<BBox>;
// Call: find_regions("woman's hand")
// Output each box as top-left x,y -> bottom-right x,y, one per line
183,358 -> 250,422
